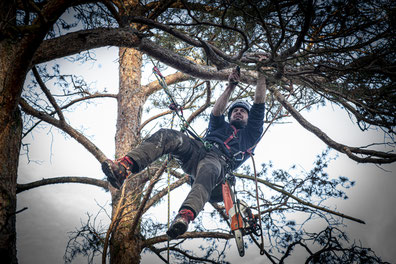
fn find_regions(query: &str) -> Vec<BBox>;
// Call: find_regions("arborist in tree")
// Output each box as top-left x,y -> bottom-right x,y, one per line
101,67 -> 267,239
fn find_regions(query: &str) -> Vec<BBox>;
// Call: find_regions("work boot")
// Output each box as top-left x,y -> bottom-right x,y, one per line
166,209 -> 195,239
101,156 -> 134,189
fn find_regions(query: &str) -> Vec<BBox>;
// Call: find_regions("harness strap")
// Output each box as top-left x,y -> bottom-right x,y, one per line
222,125 -> 254,162
223,125 -> 239,150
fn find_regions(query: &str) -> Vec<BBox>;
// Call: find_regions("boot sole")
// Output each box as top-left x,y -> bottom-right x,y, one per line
166,222 -> 188,239
102,161 -> 122,189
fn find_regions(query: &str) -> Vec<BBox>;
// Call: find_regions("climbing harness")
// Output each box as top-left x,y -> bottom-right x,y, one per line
151,60 -> 265,257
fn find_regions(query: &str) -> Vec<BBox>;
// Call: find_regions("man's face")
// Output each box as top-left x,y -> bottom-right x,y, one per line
230,107 -> 248,128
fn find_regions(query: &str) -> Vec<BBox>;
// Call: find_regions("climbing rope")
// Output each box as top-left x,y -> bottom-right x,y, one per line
166,154 -> 171,263
248,152 -> 265,255
151,61 -> 212,150
166,111 -> 177,262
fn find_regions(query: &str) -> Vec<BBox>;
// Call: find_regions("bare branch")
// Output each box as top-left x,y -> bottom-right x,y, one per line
17,176 -> 108,193
129,161 -> 168,236
22,92 -> 117,139
236,173 -> 366,224
143,231 -> 233,247
269,86 -> 396,164
278,0 -> 314,60
143,174 -> 189,214
19,98 -> 107,162
186,81 -> 211,123
32,66 -> 65,122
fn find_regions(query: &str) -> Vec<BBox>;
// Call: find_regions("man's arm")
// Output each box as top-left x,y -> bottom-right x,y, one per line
254,74 -> 267,104
212,67 -> 240,116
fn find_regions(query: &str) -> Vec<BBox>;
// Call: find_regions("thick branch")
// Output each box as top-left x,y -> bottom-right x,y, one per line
17,176 -> 108,193
32,27 -> 141,65
128,14 -> 249,64
144,71 -> 192,97
32,27 -> 257,84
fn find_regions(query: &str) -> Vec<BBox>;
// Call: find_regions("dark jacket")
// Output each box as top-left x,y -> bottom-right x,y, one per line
204,103 -> 265,169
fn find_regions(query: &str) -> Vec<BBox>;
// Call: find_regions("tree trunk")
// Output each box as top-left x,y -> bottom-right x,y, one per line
110,44 -> 147,263
0,107 -> 22,264
0,24 -> 23,264
0,4 -> 51,261
109,0 -> 149,262
0,3 -> 23,261
115,47 -> 145,158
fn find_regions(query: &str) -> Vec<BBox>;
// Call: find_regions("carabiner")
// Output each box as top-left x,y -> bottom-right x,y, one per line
233,151 -> 245,161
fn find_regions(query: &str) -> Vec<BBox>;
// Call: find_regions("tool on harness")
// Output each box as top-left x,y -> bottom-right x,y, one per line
222,174 -> 261,257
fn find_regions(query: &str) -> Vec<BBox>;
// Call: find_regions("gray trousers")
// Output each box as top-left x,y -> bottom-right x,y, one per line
126,128 -> 227,216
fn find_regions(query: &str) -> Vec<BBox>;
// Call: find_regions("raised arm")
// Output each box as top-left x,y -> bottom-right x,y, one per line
254,74 -> 267,104
212,67 -> 240,116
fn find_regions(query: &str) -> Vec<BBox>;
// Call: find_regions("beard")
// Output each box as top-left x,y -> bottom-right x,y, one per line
230,119 -> 247,128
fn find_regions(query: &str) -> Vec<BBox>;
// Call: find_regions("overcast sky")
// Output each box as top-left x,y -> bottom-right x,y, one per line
16,47 -> 396,264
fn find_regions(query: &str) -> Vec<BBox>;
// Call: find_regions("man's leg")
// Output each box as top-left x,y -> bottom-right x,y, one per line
102,128 -> 200,189
167,151 -> 226,238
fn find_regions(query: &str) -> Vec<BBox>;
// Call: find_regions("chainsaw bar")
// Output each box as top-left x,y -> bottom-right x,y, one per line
234,229 -> 245,257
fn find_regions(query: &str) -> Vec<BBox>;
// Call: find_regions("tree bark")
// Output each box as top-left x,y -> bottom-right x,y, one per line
108,1 -> 150,260
0,107 -> 22,264
0,1 -> 71,261
1,4 -> 25,261
116,47 -> 144,158
110,46 -> 146,264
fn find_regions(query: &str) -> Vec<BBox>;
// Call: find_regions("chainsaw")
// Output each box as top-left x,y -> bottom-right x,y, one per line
222,175 -> 261,257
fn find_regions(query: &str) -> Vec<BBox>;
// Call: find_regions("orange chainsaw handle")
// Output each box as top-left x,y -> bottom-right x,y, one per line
222,181 -> 234,216
222,181 -> 244,231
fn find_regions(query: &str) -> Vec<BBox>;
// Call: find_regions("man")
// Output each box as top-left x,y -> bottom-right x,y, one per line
102,67 -> 266,239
